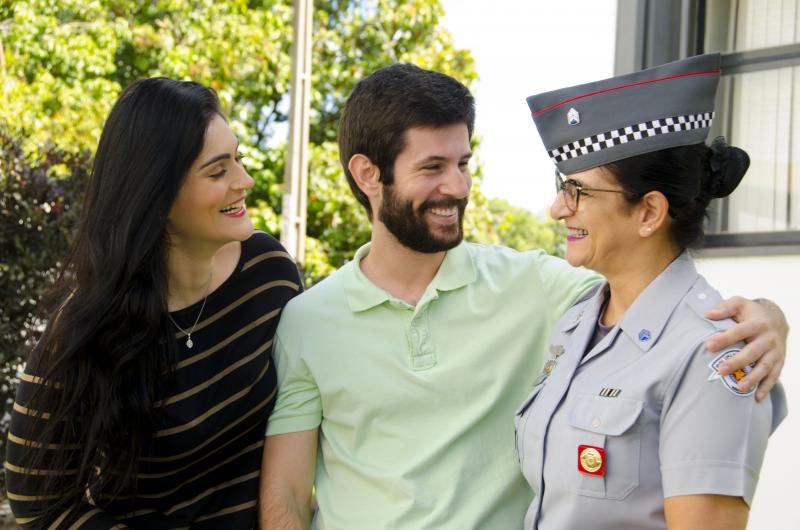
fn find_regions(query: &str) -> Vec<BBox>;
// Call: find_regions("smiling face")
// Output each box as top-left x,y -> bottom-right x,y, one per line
549,166 -> 640,274
377,124 -> 472,253
166,114 -> 254,248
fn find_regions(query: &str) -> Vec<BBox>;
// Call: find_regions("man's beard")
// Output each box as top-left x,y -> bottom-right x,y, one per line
378,184 -> 468,253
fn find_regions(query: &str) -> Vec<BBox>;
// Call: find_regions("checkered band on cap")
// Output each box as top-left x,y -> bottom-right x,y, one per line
549,112 -> 714,164
527,53 -> 721,174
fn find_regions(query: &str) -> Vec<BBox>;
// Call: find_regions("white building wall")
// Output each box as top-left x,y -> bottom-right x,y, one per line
694,253 -> 800,530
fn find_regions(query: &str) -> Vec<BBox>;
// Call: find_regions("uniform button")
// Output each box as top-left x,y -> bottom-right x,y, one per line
592,418 -> 601,428
698,292 -> 707,300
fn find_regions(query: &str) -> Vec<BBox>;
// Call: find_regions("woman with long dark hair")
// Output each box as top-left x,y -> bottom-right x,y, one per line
6,78 -> 302,528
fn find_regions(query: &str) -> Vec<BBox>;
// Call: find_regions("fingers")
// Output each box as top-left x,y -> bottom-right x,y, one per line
705,317 -> 767,353
704,295 -> 748,321
755,360 -> 784,402
731,353 -> 769,394
704,296 -> 786,401
716,336 -> 779,396
718,333 -> 775,373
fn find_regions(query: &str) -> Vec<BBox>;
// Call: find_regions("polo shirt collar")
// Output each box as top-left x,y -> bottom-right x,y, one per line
430,241 -> 476,292
619,251 -> 699,352
344,241 -> 476,313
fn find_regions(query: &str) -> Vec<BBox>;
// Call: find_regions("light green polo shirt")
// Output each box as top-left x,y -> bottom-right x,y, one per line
267,242 -> 600,530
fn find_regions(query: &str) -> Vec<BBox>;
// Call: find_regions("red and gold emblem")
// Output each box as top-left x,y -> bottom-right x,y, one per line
577,445 -> 605,476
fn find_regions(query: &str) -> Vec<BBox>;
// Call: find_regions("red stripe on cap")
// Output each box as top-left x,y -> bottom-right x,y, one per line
531,69 -> 721,118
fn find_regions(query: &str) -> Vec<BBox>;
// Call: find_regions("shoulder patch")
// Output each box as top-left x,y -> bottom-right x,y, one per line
707,349 -> 756,397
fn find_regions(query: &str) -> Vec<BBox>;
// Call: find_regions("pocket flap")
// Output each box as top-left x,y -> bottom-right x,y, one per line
568,394 -> 643,435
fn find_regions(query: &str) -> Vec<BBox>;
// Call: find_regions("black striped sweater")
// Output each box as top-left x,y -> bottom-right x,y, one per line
6,231 -> 302,528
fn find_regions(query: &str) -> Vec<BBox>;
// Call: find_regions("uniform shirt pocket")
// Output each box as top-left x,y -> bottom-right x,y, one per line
567,394 -> 644,500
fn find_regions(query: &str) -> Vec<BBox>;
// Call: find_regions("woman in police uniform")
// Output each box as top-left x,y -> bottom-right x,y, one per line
516,53 -> 787,529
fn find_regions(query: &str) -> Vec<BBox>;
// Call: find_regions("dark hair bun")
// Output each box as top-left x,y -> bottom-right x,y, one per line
707,137 -> 749,199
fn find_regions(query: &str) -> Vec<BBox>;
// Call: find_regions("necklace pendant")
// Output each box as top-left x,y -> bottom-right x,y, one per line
186,336 -> 194,349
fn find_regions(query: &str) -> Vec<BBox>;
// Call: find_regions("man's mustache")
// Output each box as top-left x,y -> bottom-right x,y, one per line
418,197 -> 469,212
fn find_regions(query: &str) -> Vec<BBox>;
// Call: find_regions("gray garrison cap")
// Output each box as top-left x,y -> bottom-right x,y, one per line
527,53 -> 721,174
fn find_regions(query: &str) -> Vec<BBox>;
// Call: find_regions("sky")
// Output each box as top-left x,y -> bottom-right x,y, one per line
440,0 -> 618,215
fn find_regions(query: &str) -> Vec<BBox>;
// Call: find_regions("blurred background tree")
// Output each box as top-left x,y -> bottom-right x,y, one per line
0,0 -> 564,496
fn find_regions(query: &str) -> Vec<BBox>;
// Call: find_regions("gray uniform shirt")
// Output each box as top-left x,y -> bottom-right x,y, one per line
515,253 -> 787,529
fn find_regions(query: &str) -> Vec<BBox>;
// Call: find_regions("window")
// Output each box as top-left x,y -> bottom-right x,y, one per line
704,0 -> 800,246
615,0 -> 800,251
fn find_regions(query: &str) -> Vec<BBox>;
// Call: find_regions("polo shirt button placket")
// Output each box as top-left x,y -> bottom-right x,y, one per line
410,310 -> 436,370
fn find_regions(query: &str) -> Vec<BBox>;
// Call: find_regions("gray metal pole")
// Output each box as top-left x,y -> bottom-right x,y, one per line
280,0 -> 313,262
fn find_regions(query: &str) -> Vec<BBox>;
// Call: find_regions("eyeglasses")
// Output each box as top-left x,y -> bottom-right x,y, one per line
554,169 -> 629,212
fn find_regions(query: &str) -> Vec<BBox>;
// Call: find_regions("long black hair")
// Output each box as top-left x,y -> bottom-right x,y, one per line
605,137 -> 749,249
20,78 -> 222,516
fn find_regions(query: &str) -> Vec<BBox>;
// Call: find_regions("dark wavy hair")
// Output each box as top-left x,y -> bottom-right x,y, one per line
605,137 -> 749,249
338,63 -> 475,217
20,78 -> 222,517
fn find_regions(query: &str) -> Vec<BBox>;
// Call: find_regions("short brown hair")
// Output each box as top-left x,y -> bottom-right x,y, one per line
338,64 -> 475,217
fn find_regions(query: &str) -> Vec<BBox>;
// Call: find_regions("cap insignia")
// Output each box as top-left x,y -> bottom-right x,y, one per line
567,107 -> 580,126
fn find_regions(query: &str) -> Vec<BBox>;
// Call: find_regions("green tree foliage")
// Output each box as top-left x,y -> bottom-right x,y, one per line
0,0 -> 294,155
482,198 -> 567,256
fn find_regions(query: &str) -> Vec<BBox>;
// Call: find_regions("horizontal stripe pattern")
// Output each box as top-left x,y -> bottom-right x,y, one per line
7,432 -> 81,450
19,372 -> 62,389
155,343 -> 272,407
6,232 -> 301,529
171,308 -> 282,371
4,462 -> 78,477
107,441 -> 264,501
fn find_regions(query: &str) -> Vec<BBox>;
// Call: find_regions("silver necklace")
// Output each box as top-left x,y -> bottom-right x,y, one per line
168,273 -> 213,349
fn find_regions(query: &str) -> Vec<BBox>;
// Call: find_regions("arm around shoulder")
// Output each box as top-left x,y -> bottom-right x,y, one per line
260,429 -> 318,530
533,251 -> 603,315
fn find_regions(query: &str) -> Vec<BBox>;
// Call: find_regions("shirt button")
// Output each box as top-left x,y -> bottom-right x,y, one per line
592,418 -> 601,428
698,292 -> 707,300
